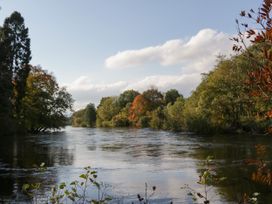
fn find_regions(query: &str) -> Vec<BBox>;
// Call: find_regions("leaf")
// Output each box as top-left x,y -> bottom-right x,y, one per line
240,10 -> 246,16
79,174 -> 87,179
59,182 -> 66,189
22,184 -> 30,192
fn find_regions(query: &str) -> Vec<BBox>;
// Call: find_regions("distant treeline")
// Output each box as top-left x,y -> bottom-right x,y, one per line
71,48 -> 272,134
0,12 -> 73,135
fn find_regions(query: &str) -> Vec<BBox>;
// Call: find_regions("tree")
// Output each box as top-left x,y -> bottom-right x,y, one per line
96,97 -> 120,127
0,26 -> 14,135
129,94 -> 149,127
71,109 -> 86,127
232,0 -> 272,133
22,66 -> 73,133
116,89 -> 140,109
150,107 -> 165,129
71,103 -> 96,127
84,103 -> 96,127
164,97 -> 185,131
142,88 -> 164,111
2,11 -> 31,121
164,89 -> 181,105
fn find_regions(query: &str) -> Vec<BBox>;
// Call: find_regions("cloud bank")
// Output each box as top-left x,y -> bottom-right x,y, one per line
105,28 -> 233,73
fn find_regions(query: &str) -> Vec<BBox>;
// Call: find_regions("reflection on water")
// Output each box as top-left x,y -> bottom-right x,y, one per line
0,127 -> 272,203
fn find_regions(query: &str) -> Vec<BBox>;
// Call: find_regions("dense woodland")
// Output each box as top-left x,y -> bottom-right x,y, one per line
0,12 -> 73,135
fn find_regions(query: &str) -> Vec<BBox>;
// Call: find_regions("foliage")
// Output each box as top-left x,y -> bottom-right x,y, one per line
116,89 -> 140,109
183,55 -> 268,134
1,11 -> 32,122
149,107 -> 165,129
72,103 -> 96,127
23,165 -> 111,204
0,11 -> 73,134
164,89 -> 181,105
163,97 -> 185,131
0,11 -> 31,134
22,66 -> 73,133
96,97 -> 120,127
232,0 -> 272,133
128,95 -> 149,127
112,106 -> 130,127
182,156 -> 227,204
142,88 -> 164,111
136,183 -> 156,204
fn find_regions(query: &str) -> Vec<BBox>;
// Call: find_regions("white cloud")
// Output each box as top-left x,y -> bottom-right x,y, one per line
123,74 -> 201,97
105,28 -> 233,73
66,76 -> 127,109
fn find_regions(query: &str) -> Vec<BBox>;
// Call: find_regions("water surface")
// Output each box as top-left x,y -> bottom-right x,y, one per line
0,127 -> 272,203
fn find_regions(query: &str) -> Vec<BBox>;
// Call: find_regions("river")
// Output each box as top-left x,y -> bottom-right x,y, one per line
0,127 -> 272,203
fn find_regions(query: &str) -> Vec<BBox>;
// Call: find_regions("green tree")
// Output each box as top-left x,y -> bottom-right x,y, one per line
116,89 -> 139,109
96,97 -> 120,127
2,11 -> 31,122
164,89 -> 181,105
22,66 -> 73,133
0,25 -> 14,135
84,103 -> 96,127
142,88 -> 164,111
71,109 -> 86,127
150,107 -> 165,129
164,97 -> 185,131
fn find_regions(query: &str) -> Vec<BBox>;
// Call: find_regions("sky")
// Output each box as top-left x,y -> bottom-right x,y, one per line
0,0 -> 262,110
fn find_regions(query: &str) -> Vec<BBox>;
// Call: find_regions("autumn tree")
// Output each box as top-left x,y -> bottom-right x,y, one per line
129,94 -> 150,127
233,0 -> 272,133
22,66 -> 73,133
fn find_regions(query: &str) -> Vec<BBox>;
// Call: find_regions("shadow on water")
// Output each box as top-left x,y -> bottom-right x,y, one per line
190,134 -> 272,203
0,131 -> 74,202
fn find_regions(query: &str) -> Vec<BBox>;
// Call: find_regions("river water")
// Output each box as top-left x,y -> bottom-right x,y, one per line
0,127 -> 272,203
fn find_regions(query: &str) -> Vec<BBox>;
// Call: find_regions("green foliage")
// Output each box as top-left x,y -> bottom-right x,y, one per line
164,89 -> 181,105
112,106 -> 130,127
96,97 -> 120,127
149,107 -> 165,129
2,11 -> 31,122
72,103 -> 96,127
142,88 -> 164,111
182,156 -> 227,204
23,165 -> 111,204
0,11 -> 73,135
22,66 -> 73,133
183,55 -> 269,134
116,89 -> 139,109
163,97 -> 185,131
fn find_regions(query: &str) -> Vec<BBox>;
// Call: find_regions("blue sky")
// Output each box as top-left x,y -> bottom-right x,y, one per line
0,0 -> 262,109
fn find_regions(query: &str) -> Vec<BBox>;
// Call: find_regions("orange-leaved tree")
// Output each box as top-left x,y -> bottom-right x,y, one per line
128,94 -> 149,127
